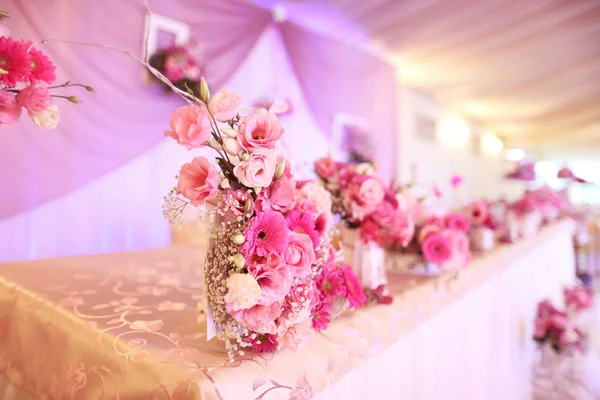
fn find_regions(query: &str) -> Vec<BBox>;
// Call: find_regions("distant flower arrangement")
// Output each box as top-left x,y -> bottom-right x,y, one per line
0,11 -> 90,129
505,161 -> 536,181
533,299 -> 585,354
148,45 -> 202,97
162,78 -> 367,360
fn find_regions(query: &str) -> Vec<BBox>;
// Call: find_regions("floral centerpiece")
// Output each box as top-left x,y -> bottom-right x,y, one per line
508,192 -> 541,238
505,160 -> 536,181
314,157 -> 414,287
0,14 -> 91,129
533,300 -> 585,354
387,213 -> 471,275
148,45 -> 202,97
162,78 -> 367,360
465,200 -> 496,251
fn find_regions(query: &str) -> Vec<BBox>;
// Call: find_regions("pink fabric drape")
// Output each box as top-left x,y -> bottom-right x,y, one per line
1,0 -> 397,220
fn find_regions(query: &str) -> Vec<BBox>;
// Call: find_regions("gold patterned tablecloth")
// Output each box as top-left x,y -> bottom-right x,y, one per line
0,220 -> 575,399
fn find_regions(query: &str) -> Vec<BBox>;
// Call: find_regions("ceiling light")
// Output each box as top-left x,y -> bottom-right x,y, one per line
438,115 -> 470,146
505,148 -> 525,161
480,133 -> 503,155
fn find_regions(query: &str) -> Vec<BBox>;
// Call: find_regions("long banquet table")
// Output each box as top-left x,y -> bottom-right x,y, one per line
0,220 -> 576,400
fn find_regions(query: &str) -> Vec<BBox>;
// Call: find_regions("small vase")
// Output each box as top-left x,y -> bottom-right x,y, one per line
340,226 -> 387,289
470,227 -> 495,251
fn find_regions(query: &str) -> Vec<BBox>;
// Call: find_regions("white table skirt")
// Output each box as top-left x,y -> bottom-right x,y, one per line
318,223 -> 576,400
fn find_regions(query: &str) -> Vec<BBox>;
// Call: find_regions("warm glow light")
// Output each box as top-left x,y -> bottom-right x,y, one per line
505,148 -> 525,161
480,133 -> 503,155
438,115 -> 470,146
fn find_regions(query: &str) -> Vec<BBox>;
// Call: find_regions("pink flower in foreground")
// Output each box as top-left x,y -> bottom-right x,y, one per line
250,333 -> 278,353
314,157 -> 338,180
208,88 -> 242,122
237,112 -> 283,152
241,210 -> 290,257
164,105 -> 212,150
229,302 -> 282,335
298,182 -> 332,216
319,267 -> 347,300
445,213 -> 470,233
422,233 -> 452,264
177,157 -> 220,206
0,37 -> 31,87
285,232 -> 315,279
286,209 -> 321,247
358,178 -> 385,208
233,148 -> 277,188
16,83 -> 50,112
469,201 -> 489,226
248,255 -> 294,306
340,265 -> 367,309
268,175 -> 296,212
0,90 -> 22,126
311,300 -> 332,331
24,43 -> 56,84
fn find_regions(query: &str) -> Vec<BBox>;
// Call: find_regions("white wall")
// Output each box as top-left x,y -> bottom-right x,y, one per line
396,87 -> 523,210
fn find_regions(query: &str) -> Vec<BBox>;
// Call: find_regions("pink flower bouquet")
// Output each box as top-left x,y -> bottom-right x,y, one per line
148,45 -> 203,98
0,17 -> 91,129
465,200 -> 496,251
163,78 -> 367,360
533,300 -> 586,354
505,160 -> 536,181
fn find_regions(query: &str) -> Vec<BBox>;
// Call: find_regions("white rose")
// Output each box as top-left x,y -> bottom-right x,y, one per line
28,104 -> 60,129
298,181 -> 332,215
224,273 -> 261,311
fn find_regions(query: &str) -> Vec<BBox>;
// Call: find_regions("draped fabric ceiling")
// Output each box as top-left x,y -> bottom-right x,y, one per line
275,0 -> 600,151
0,0 -> 397,220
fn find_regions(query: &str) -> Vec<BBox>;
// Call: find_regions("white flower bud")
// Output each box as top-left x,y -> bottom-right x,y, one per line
199,77 -> 210,104
232,253 -> 245,269
223,138 -> 242,156
221,127 -> 238,138
232,234 -> 246,245
240,152 -> 250,161
274,158 -> 286,180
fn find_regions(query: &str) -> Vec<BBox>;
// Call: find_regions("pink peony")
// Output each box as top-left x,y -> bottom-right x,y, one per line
445,213 -> 470,233
0,90 -> 22,126
285,232 -> 315,279
208,88 -> 242,122
247,255 -> 294,306
24,43 -> 56,84
249,333 -> 278,353
422,233 -> 452,264
314,157 -> 338,179
164,105 -> 212,150
286,209 -> 321,247
241,210 -> 290,257
177,157 -> 220,206
237,112 -> 284,152
16,83 -> 50,112
469,201 -> 489,226
340,265 -> 367,309
0,37 -> 31,87
268,175 -> 296,212
233,148 -> 276,188
228,302 -> 282,335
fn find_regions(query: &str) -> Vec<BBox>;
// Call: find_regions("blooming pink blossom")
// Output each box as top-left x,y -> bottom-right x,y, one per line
294,199 -> 319,217
24,43 -> 56,85
16,83 -> 50,112
298,182 -> 332,216
444,213 -> 470,233
228,302 -> 282,335
241,210 -> 290,257
164,106 -> 212,150
358,178 -> 385,209
177,157 -> 220,206
311,300 -> 332,331
422,233 -> 452,264
314,213 -> 330,237
0,37 -> 31,87
268,175 -> 296,212
469,201 -> 489,226
208,88 -> 242,122
0,90 -> 22,126
247,255 -> 294,306
318,266 -> 347,300
249,333 -> 278,353
314,157 -> 338,180
286,209 -> 321,247
285,232 -> 315,279
237,112 -> 284,152
233,148 -> 277,188
340,265 -> 367,309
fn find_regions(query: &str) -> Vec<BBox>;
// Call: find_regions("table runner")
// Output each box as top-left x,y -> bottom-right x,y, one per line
0,220 -> 575,399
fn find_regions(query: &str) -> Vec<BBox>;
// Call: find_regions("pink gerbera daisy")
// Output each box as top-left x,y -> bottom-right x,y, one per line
249,333 -> 278,353
286,209 -> 320,247
241,210 -> 289,257
25,44 -> 56,84
0,36 -> 31,87
422,233 -> 452,264
318,267 -> 347,300
340,264 -> 367,309
311,300 -> 332,331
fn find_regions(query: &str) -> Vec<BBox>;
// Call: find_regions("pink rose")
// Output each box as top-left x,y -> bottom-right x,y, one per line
16,83 -> 50,112
247,255 -> 294,306
164,105 -> 212,150
358,178 -> 385,208
285,232 -> 315,278
422,233 -> 452,265
237,112 -> 283,151
177,157 -> 220,206
228,302 -> 282,335
233,148 -> 276,188
268,176 -> 296,212
294,198 -> 319,217
208,88 -> 242,122
0,90 -> 22,126
314,157 -> 337,179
